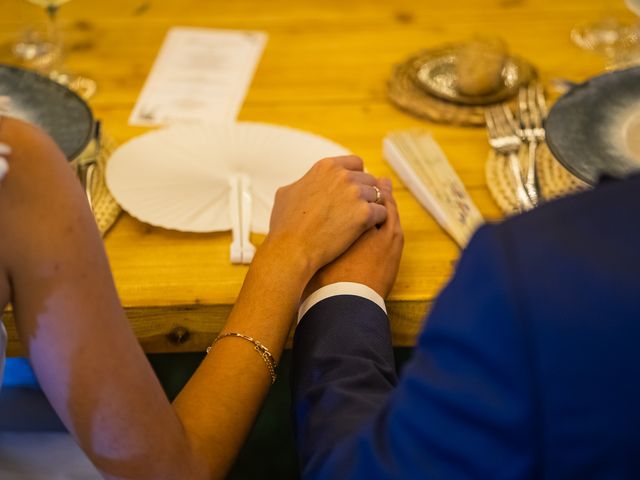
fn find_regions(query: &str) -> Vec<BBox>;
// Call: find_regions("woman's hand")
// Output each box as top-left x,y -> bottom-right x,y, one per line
266,155 -> 388,275
303,179 -> 404,299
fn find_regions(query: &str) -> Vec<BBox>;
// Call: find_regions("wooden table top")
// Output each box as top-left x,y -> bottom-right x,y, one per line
0,0 -> 629,355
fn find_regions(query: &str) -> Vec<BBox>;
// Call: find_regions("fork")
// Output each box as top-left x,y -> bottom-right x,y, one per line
485,104 -> 534,212
78,120 -> 101,211
516,83 -> 547,207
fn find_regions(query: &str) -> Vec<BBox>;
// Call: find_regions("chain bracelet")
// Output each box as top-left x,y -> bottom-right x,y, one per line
207,332 -> 278,384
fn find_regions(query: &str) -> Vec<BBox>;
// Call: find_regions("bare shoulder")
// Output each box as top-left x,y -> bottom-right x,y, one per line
0,116 -> 71,177
0,116 -> 97,278
0,115 -> 86,207
0,118 -> 53,306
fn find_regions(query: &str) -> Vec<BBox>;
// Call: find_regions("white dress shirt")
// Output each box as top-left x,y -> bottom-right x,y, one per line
297,282 -> 386,324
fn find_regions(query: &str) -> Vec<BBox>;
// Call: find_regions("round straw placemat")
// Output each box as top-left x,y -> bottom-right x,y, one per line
387,48 -> 536,127
485,143 -> 590,215
73,135 -> 122,236
388,60 -> 487,126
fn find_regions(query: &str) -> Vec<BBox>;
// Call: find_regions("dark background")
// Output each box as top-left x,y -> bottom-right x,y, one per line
0,348 -> 415,479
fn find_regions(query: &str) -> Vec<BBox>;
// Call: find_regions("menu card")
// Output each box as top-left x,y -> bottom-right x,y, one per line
129,27 -> 267,126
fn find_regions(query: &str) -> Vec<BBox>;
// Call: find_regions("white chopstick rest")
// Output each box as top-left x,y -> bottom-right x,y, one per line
383,130 -> 484,247
229,175 -> 244,264
240,174 -> 256,263
228,174 -> 256,264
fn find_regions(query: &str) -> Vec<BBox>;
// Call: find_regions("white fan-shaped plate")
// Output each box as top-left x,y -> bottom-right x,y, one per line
106,122 -> 350,233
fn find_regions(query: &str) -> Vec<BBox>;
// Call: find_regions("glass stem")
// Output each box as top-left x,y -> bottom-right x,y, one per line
46,4 -> 63,74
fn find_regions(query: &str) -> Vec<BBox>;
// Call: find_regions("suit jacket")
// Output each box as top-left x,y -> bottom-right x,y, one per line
292,175 -> 640,479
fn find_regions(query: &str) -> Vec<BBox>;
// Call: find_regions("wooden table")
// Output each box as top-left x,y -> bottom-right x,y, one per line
0,0 -> 629,355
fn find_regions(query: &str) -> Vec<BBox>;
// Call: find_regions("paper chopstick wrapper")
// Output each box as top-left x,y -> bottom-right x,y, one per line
383,130 -> 484,247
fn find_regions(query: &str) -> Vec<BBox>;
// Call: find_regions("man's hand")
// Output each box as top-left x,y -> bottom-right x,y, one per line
304,179 -> 403,299
266,155 -> 388,276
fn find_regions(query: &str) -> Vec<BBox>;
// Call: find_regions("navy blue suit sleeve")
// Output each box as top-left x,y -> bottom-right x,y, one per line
292,225 -> 538,479
292,295 -> 398,473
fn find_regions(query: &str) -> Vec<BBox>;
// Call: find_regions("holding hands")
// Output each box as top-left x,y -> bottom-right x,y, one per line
266,153 -> 403,300
304,178 -> 404,299
267,155 -> 391,275
0,115 -> 402,479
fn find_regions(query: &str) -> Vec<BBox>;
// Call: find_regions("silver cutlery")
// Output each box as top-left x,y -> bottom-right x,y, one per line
485,104 -> 534,212
549,77 -> 578,95
516,83 -> 547,207
78,120 -> 101,211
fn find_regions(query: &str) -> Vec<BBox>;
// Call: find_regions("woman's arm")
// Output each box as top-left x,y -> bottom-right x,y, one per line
0,117 -> 207,478
0,117 -> 385,479
172,154 -> 388,474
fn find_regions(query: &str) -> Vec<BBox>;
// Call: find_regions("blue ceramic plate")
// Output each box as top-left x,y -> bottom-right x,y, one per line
0,64 -> 93,160
545,66 -> 640,185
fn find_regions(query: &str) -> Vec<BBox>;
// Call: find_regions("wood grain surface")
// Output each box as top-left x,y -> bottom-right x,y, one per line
0,0 -> 630,354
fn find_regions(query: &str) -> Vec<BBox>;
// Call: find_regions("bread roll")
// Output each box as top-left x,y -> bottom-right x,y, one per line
456,38 -> 507,96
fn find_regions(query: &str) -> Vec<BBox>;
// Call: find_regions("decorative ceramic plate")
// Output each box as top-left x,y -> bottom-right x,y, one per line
545,66 -> 640,185
409,47 -> 537,106
0,64 -> 94,160
105,122 -> 350,233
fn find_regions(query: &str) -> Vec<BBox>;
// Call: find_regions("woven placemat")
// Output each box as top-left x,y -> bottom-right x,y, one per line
486,143 -> 590,215
73,136 -> 122,236
388,60 -> 487,126
387,47 -> 537,127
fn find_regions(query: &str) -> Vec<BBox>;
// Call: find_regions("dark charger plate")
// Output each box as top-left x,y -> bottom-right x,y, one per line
0,64 -> 93,160
545,67 -> 640,186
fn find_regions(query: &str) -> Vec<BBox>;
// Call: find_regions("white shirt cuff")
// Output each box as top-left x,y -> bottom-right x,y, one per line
297,282 -> 387,324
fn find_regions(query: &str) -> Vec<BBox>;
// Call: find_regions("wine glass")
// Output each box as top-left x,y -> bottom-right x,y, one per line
616,0 -> 640,67
626,0 -> 640,15
570,1 -> 640,70
17,0 -> 97,99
